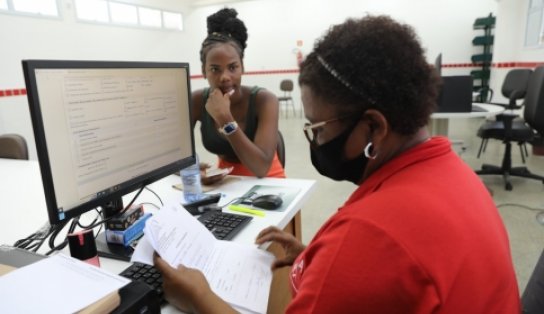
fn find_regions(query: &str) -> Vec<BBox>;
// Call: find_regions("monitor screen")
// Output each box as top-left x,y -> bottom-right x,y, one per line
23,60 -> 195,225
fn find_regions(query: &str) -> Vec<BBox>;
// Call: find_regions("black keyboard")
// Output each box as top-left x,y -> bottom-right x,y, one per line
197,210 -> 252,240
119,211 -> 252,301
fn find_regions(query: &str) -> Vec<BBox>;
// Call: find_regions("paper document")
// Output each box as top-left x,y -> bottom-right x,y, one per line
137,202 -> 274,314
0,253 -> 129,314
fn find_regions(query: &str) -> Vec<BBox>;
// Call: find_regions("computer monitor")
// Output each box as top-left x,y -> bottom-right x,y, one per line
434,53 -> 442,76
23,60 -> 195,257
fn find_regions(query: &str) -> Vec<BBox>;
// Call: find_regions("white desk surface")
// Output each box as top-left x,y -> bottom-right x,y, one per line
429,103 -> 505,137
0,158 -> 316,275
431,103 -> 504,119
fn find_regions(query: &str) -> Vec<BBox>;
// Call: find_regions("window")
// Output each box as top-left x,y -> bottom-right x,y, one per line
75,0 -> 108,22
13,0 -> 58,15
526,0 -> 544,47
138,7 -> 161,28
163,11 -> 183,31
1,0 -> 59,17
74,0 -> 183,31
109,2 -> 137,25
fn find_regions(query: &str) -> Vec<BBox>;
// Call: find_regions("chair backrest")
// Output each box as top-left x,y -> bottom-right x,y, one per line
0,134 -> 29,160
523,66 -> 544,134
280,79 -> 294,93
502,69 -> 533,104
277,131 -> 285,168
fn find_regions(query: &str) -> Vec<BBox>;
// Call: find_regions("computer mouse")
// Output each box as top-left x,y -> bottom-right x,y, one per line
252,194 -> 283,210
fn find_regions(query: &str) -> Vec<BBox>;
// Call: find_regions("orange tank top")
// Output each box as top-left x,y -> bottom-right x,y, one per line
218,153 -> 286,178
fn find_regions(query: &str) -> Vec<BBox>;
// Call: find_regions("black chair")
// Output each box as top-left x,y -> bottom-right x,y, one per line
0,134 -> 28,160
522,247 -> 544,313
478,68 -> 533,159
476,66 -> 544,190
277,131 -> 285,168
278,79 -> 296,118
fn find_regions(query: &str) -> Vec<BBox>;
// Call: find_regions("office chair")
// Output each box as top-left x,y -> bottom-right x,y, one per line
476,66 -> 544,191
0,134 -> 28,160
522,247 -> 544,313
277,79 -> 296,118
478,69 -> 533,159
277,131 -> 285,168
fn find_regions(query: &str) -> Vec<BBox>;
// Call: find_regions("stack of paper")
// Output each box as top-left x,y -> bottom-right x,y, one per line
136,203 -> 274,314
0,254 -> 129,313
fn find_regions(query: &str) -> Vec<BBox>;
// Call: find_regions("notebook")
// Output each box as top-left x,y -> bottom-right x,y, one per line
436,75 -> 473,113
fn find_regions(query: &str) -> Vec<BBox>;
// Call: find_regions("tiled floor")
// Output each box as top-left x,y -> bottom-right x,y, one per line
195,110 -> 544,294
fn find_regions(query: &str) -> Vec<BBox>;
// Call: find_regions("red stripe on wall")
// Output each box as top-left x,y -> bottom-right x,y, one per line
189,68 -> 300,80
0,88 -> 26,97
2,64 -> 544,98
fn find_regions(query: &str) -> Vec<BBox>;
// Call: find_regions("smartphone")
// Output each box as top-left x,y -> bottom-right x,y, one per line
205,167 -> 231,178
182,193 -> 222,215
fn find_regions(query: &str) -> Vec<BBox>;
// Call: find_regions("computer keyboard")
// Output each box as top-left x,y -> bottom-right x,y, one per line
197,210 -> 252,240
119,211 -> 252,301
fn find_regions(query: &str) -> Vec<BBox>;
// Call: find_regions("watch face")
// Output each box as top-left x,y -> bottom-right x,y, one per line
221,122 -> 238,135
224,124 -> 236,134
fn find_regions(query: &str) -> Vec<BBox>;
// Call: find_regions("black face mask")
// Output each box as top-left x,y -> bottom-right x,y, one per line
310,122 -> 369,184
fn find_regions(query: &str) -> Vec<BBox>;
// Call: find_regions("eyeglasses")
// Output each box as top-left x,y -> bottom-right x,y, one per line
303,115 -> 354,146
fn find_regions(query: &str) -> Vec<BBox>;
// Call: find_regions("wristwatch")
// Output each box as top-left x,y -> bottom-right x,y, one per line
218,121 -> 239,136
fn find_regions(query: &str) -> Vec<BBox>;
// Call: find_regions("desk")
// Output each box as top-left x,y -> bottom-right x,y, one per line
429,103 -> 504,136
0,159 -> 316,313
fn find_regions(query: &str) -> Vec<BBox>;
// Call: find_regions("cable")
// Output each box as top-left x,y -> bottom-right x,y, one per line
496,203 -> 544,212
84,186 -> 145,230
45,220 -> 71,255
14,186 -> 148,255
145,187 -> 163,206
496,203 -> 544,225
139,202 -> 160,209
77,208 -> 101,229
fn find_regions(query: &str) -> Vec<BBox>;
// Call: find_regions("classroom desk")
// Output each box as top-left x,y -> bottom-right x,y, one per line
429,103 -> 504,136
0,159 -> 316,314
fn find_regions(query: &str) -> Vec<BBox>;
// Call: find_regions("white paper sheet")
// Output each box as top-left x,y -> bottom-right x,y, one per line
137,202 -> 274,314
0,253 -> 129,314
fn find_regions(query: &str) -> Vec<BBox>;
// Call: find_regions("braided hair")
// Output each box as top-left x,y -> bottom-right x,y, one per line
200,8 -> 248,66
299,15 -> 440,135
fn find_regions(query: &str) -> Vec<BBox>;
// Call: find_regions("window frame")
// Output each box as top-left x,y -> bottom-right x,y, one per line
0,0 -> 61,20
73,0 -> 183,32
525,0 -> 544,48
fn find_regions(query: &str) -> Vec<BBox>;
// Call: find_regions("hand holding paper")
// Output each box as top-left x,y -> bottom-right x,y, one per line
140,203 -> 274,313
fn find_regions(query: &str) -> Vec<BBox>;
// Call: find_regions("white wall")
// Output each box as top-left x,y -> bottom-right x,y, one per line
491,0 -> 544,104
0,0 -> 499,159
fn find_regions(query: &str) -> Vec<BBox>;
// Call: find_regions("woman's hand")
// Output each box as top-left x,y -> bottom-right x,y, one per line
199,162 -> 232,185
255,226 -> 306,270
153,254 -> 210,313
205,88 -> 234,125
153,253 -> 237,313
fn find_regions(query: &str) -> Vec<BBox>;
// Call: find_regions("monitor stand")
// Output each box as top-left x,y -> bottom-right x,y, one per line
95,198 -> 134,261
95,232 -> 134,262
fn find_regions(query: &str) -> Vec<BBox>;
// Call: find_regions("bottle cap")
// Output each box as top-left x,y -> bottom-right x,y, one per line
68,229 -> 98,261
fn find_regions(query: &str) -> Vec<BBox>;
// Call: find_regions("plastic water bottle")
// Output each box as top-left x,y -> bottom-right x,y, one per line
180,154 -> 202,203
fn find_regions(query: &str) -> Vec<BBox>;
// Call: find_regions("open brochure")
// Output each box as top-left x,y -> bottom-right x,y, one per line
133,203 -> 274,314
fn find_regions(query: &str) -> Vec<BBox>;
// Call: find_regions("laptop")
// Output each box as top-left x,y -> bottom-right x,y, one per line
436,75 -> 473,113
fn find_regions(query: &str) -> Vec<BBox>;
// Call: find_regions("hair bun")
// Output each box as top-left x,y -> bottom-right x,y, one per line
206,8 -> 248,50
